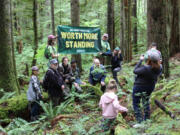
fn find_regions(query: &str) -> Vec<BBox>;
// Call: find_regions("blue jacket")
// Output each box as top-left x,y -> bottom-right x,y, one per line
89,64 -> 106,84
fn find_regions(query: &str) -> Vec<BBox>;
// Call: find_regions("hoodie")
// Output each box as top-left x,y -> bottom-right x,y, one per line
99,92 -> 128,119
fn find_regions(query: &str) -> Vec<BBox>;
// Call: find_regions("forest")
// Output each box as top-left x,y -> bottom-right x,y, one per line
0,0 -> 180,134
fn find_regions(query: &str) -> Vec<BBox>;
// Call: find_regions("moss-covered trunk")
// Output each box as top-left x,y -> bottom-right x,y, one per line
0,0 -> 19,93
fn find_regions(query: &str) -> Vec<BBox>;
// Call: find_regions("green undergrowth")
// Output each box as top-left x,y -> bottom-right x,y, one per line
1,58 -> 180,134
0,92 -> 48,123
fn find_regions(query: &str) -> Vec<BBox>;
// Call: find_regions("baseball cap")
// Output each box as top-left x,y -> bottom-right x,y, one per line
50,59 -> 58,64
103,33 -> 108,38
114,47 -> 120,51
32,66 -> 39,71
48,35 -> 56,40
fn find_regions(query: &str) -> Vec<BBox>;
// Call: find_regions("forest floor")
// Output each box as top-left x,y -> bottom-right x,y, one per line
41,54 -> 180,135
1,53 -> 180,135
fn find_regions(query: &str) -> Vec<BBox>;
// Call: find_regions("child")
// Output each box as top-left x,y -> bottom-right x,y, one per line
27,66 -> 42,121
99,80 -> 128,131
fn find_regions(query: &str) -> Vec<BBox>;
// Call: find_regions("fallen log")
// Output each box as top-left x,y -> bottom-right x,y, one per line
51,114 -> 78,127
154,99 -> 175,119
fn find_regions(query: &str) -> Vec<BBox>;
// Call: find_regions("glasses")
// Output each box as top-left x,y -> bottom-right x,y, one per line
53,63 -> 58,66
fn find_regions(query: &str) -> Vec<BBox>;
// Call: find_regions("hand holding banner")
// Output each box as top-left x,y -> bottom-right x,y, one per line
57,25 -> 102,54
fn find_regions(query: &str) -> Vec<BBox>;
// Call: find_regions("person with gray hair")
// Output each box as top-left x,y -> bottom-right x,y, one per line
43,59 -> 65,106
89,58 -> 106,92
132,52 -> 162,126
27,66 -> 42,121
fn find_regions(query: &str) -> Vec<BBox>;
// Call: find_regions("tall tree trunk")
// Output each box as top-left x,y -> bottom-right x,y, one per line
13,1 -> 23,54
179,1 -> 180,48
169,0 -> 180,56
0,0 -> 19,93
147,0 -> 169,77
46,0 -> 51,31
107,0 -> 115,50
120,0 -> 125,58
71,0 -> 82,72
32,0 -> 38,66
51,0 -> 55,35
132,0 -> 138,53
124,0 -> 132,62
10,0 -> 20,93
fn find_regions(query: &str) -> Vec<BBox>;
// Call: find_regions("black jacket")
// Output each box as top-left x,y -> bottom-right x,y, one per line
46,68 -> 64,97
133,60 -> 162,86
102,52 -> 123,70
58,63 -> 72,80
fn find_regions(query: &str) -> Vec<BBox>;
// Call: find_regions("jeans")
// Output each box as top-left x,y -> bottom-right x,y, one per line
132,85 -> 155,123
112,67 -> 121,83
30,101 -> 40,118
75,78 -> 82,85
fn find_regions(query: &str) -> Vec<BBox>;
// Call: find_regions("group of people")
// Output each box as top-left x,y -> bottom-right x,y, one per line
27,33 -> 162,132
27,57 -> 84,120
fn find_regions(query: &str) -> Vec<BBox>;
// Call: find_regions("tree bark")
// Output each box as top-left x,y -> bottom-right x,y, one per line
169,0 -> 180,56
71,0 -> 82,72
147,0 -> 169,77
132,0 -> 138,53
107,0 -> 115,50
10,0 -> 20,93
51,0 -> 55,35
124,0 -> 132,62
0,0 -> 19,93
120,0 -> 125,58
32,0 -> 38,66
46,0 -> 51,30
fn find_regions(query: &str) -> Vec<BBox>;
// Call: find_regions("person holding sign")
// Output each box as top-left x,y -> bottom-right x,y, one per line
89,58 -> 106,92
101,47 -> 123,85
99,34 -> 111,65
101,33 -> 111,53
44,35 -> 59,61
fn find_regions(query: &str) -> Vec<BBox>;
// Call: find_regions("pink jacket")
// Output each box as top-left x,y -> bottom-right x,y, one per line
99,92 -> 128,119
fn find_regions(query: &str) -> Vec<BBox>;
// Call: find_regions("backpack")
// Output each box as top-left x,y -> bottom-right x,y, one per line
42,69 -> 54,91
44,46 -> 50,59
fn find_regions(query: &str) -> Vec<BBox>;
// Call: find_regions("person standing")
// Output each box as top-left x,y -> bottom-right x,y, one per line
99,79 -> 128,132
100,33 -> 111,65
101,33 -> 111,53
44,35 -> 59,64
132,52 -> 162,125
43,59 -> 65,106
27,66 -> 42,121
101,47 -> 123,84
